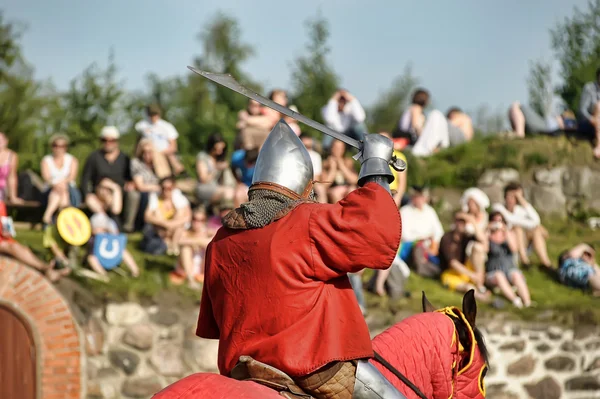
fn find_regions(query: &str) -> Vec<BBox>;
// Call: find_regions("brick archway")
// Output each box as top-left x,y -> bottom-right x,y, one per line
0,256 -> 83,399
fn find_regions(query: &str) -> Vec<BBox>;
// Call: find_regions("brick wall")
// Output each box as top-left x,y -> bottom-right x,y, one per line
0,256 -> 83,399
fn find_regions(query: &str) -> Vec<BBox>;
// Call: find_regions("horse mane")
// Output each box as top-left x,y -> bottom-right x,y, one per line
452,315 -> 489,366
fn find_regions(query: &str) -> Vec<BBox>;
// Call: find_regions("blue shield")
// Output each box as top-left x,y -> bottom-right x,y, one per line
93,233 -> 127,270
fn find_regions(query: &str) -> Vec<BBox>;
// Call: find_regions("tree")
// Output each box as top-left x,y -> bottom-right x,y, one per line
290,13 -> 340,137
367,65 -> 418,133
61,51 -> 125,149
0,12 -> 46,156
551,0 -> 600,111
527,59 -> 554,117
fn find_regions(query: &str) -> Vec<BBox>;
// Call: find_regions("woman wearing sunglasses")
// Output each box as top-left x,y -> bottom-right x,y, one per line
41,134 -> 81,226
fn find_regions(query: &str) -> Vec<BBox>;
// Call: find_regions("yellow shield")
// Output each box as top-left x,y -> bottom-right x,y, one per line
56,207 -> 92,246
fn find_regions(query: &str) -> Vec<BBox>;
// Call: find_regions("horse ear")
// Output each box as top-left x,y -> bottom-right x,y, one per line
462,289 -> 477,327
422,291 -> 436,312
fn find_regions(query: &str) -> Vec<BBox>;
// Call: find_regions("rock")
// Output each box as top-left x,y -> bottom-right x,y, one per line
479,184 -> 505,206
485,383 -> 506,395
560,341 -> 581,353
565,375 -> 600,391
86,381 -> 103,399
149,308 -> 179,326
507,354 -> 536,376
529,184 -> 566,216
585,357 -> 600,372
486,391 -> 519,399
547,326 -> 563,340
573,324 -> 597,340
123,324 -> 154,350
499,340 -> 525,351
478,168 -> 520,187
183,337 -> 219,372
529,334 -> 540,341
524,376 -> 561,399
150,343 -> 186,377
510,325 -> 521,336
544,355 -> 575,372
93,368 -> 121,399
122,376 -> 163,398
585,340 -> 600,351
105,303 -> 146,326
563,167 -> 592,198
535,309 -> 555,321
83,316 -> 105,356
108,349 -> 140,375
87,360 -> 98,380
534,167 -> 564,186
536,343 -> 552,353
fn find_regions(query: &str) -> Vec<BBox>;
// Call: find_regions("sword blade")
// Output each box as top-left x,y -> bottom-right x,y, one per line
187,66 -> 362,150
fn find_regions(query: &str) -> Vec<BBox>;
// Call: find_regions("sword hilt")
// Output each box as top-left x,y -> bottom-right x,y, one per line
390,155 -> 407,172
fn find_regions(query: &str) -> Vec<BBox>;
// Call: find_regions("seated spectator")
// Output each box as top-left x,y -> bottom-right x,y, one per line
80,126 -> 133,225
207,198 -> 235,234
195,133 -> 235,207
412,108 -> 474,157
379,131 -> 408,207
86,212 -> 139,279
577,67 -> 600,158
170,207 -> 215,290
486,211 -> 532,308
230,147 -> 258,207
446,107 -> 474,144
262,90 -> 301,137
236,99 -> 273,150
300,134 -> 327,203
123,139 -> 161,232
461,187 -> 490,232
557,243 -> 600,296
0,131 -> 23,204
399,185 -> 444,277
141,176 -> 191,256
322,139 -> 358,203
508,101 -> 578,138
0,201 -> 65,281
395,88 -> 429,145
321,89 -> 367,150
439,211 -> 490,302
41,134 -> 81,225
135,104 -> 185,176
492,182 -> 552,268
321,89 -> 368,150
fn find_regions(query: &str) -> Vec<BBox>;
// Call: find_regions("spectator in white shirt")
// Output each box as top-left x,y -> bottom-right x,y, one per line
321,89 -> 367,150
300,134 -> 327,203
491,182 -> 552,268
135,104 -> 185,177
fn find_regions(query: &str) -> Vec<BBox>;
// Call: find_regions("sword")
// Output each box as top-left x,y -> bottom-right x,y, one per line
187,67 -> 406,171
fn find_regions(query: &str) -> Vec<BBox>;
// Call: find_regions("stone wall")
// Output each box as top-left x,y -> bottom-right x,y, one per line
83,303 -> 217,399
477,166 -> 600,217
81,301 -> 600,399
482,316 -> 600,399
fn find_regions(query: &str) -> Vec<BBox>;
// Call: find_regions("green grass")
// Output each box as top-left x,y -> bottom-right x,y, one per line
16,214 -> 600,325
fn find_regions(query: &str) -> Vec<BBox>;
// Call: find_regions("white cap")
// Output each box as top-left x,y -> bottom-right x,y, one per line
100,126 -> 120,139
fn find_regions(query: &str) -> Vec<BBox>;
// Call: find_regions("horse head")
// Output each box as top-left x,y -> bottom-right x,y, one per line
422,289 -> 488,399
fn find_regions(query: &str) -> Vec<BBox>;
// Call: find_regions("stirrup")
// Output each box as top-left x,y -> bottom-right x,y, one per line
352,360 -> 407,399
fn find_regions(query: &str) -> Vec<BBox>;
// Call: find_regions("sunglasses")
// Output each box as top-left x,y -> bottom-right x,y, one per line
52,143 -> 67,148
193,217 -> 206,223
101,138 -> 118,143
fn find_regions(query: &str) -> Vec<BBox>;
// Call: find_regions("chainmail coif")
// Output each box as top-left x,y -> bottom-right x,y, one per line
240,188 -> 316,229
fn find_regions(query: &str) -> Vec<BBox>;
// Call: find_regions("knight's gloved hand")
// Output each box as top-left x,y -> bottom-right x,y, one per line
357,134 -> 394,188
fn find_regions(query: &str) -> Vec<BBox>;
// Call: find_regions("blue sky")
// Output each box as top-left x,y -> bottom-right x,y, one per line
2,0 -> 588,115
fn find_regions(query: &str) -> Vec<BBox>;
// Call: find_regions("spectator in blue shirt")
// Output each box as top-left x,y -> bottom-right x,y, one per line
231,147 -> 259,206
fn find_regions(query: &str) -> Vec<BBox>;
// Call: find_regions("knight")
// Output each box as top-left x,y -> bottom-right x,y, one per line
197,119 -> 405,399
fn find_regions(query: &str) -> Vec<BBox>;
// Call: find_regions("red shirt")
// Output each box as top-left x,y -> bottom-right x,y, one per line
196,183 -> 402,377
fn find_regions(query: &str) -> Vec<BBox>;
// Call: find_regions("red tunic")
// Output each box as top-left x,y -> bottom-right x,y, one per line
196,183 -> 402,377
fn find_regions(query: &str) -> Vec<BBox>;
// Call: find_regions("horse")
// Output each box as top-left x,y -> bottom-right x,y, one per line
153,290 -> 489,399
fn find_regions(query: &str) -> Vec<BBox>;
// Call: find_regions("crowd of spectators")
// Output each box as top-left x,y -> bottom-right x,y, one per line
0,74 -> 598,301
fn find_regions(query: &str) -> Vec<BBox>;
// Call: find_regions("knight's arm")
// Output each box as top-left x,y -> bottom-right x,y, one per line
308,182 -> 401,281
357,134 -> 395,194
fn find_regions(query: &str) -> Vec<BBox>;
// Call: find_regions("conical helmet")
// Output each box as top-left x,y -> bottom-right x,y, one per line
251,119 -> 314,198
